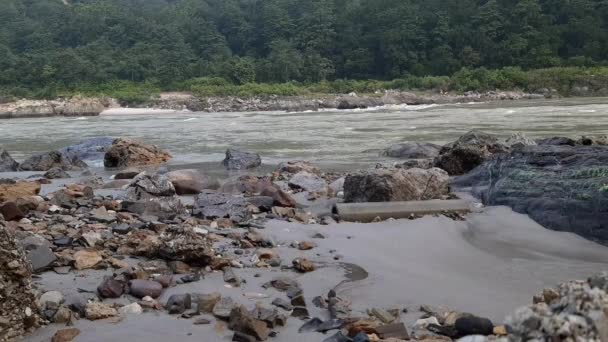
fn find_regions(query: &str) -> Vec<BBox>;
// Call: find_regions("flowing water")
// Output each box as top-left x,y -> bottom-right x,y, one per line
1,98 -> 608,170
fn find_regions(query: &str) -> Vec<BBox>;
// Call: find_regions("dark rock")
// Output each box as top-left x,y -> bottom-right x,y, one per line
232,332 -> 257,342
128,279 -> 163,299
59,137 -> 114,162
454,315 -> 494,337
382,142 -> 442,159
20,150 -> 86,171
299,317 -> 323,332
247,196 -> 274,210
453,145 -> 608,242
44,167 -> 71,179
89,206 -> 116,223
352,332 -> 370,342
222,149 -> 262,170
114,168 -> 142,179
536,136 -> 577,146
322,331 -> 351,342
256,186 -> 294,207
435,130 -> 511,175
578,135 -> 608,146
166,169 -> 218,195
343,167 -> 449,203
291,295 -> 306,307
193,318 -> 211,325
263,277 -> 300,292
228,306 -> 270,341
271,298 -> 293,311
288,172 -> 328,194
316,319 -> 344,332
0,202 -> 24,221
292,306 -> 309,318
97,278 -> 125,298
112,223 -> 132,235
104,138 -> 171,168
223,267 -> 241,286
0,148 -> 19,172
166,294 -> 192,314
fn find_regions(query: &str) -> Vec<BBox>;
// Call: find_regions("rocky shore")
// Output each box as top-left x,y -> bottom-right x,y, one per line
0,90 -> 545,119
1,132 -> 608,341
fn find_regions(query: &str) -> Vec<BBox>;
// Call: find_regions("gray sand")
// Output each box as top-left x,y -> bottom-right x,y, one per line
25,206 -> 608,341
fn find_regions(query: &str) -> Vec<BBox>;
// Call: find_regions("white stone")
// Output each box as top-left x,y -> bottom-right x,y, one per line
39,291 -> 64,310
119,303 -> 143,315
414,316 -> 439,328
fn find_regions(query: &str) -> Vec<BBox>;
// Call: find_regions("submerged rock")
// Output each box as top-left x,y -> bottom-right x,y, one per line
453,145 -> 608,242
104,138 -> 171,168
222,148 -> 261,170
59,137 -> 114,162
382,142 -> 442,159
20,151 -> 86,171
344,167 -> 449,203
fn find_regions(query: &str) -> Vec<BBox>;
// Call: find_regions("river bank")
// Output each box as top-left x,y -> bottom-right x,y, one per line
0,90 -> 546,119
1,129 -> 607,341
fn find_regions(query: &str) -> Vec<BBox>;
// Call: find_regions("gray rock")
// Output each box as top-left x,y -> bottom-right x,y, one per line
128,172 -> 176,197
536,136 -> 577,146
222,149 -> 261,170
166,294 -> 192,314
166,169 -> 218,195
89,206 -> 116,223
44,167 -> 71,179
59,137 -> 114,162
213,297 -> 237,319
129,279 -> 163,299
193,190 -> 250,222
20,150 -> 87,171
288,171 -> 328,194
344,167 -> 449,203
271,298 -> 293,311
39,291 -> 64,310
0,148 -> 19,172
382,142 -> 442,159
19,235 -> 56,272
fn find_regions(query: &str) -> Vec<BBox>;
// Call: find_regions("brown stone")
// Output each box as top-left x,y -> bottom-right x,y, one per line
104,138 -> 171,168
198,292 -> 222,313
73,249 -> 102,270
0,181 -> 41,203
292,258 -> 315,273
85,303 -> 118,320
298,241 -> 316,250
228,306 -> 270,341
260,186 -> 296,208
51,328 -> 80,342
0,202 -> 25,221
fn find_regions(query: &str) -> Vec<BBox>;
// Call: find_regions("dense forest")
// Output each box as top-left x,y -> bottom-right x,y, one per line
1,0 -> 608,97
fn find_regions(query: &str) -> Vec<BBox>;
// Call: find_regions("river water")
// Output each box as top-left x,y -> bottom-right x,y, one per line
1,98 -> 608,169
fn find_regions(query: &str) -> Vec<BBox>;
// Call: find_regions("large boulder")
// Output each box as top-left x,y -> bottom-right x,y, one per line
166,169 -> 218,195
453,145 -> 608,242
381,142 -> 442,159
20,151 -> 87,171
59,137 -> 114,162
0,225 -> 41,341
344,168 -> 449,203
0,149 -> 19,172
434,130 -> 535,175
222,149 -> 261,170
0,181 -> 41,203
104,138 -> 171,168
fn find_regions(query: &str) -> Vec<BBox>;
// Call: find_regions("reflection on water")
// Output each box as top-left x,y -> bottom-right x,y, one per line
1,98 -> 608,169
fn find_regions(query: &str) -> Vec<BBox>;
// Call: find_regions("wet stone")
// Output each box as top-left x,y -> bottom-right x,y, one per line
129,279 -> 163,299
166,294 -> 192,314
271,298 -> 293,311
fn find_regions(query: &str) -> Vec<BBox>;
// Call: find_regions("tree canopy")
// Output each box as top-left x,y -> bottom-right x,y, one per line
1,0 -> 607,94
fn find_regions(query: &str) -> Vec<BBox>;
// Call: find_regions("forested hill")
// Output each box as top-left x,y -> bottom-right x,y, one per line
1,0 -> 608,93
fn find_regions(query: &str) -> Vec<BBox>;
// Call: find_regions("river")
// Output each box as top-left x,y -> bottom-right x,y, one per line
1,98 -> 608,170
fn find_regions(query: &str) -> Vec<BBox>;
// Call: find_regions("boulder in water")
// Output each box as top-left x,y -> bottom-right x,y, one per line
59,137 -> 114,162
344,167 -> 449,203
222,149 -> 261,170
0,148 -> 19,172
20,151 -> 87,171
381,142 -> 442,159
104,138 -> 171,168
453,145 -> 608,242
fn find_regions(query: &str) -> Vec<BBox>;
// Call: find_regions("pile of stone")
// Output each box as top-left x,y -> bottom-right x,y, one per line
0,223 -> 41,341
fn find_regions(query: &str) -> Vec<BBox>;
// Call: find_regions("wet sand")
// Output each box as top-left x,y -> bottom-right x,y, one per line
25,206 -> 608,342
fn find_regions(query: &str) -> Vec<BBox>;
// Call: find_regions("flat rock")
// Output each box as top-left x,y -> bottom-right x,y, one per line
73,249 -> 102,270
